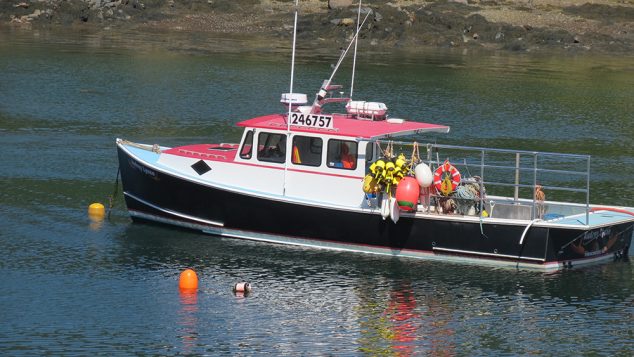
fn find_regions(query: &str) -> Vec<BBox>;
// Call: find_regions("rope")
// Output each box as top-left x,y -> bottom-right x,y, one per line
410,142 -> 420,175
107,167 -> 120,220
118,139 -> 162,153
454,185 -> 476,215
383,141 -> 394,159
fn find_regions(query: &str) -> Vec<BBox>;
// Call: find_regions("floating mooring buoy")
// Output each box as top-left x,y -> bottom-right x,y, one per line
179,269 -> 199,291
88,202 -> 105,219
233,282 -> 251,294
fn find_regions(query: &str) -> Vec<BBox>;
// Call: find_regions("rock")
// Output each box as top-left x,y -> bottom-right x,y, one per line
449,0 -> 469,4
328,0 -> 353,9
472,33 -> 479,40
14,2 -> 29,9
340,18 -> 354,26
330,18 -> 341,25
573,36 -> 580,43
495,32 -> 503,40
374,11 -> 382,22
370,39 -> 378,46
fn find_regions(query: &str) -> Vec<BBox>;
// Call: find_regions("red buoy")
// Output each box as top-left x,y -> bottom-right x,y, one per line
395,177 -> 420,211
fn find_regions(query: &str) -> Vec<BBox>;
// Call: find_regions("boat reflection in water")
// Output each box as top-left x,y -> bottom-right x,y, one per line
357,280 -> 455,356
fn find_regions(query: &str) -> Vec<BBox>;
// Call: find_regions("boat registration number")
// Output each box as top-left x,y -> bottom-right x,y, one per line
290,113 -> 334,129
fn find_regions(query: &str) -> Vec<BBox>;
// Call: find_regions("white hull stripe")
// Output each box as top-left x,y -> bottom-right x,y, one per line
125,192 -> 224,227
432,247 -> 545,262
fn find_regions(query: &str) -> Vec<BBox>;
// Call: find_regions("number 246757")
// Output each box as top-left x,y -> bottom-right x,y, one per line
290,113 -> 334,129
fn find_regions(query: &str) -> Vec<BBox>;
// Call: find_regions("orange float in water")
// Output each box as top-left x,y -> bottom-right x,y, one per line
179,269 -> 198,291
395,177 -> 420,211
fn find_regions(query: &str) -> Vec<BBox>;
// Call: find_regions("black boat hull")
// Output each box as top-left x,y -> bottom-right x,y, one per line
117,145 -> 632,271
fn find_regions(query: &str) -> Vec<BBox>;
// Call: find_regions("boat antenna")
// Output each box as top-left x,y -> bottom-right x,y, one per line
284,0 -> 299,196
287,0 -> 299,133
313,10 -> 370,111
325,11 -> 370,88
350,0 -> 363,98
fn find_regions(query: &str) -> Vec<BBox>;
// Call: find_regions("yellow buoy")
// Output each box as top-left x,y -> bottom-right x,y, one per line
88,202 -> 105,218
179,269 -> 199,291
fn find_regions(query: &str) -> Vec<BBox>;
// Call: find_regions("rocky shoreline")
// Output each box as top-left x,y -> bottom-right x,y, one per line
2,0 -> 633,54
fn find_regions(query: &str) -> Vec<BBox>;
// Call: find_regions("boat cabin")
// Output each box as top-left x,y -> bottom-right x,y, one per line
229,96 -> 450,207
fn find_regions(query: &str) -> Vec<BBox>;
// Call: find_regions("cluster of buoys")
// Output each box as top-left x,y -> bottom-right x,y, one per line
365,153 -> 411,195
365,147 -> 487,219
364,148 -> 437,221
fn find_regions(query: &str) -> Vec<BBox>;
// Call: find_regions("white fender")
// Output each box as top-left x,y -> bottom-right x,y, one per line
390,197 -> 400,223
381,195 -> 390,220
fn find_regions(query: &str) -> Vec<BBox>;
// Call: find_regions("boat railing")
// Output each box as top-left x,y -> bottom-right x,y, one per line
377,141 -> 592,225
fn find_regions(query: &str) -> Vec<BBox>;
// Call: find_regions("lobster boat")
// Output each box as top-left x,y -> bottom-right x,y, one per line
115,2 -> 632,272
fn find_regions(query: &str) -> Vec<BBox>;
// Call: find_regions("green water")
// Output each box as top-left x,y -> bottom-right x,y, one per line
1,28 -> 632,355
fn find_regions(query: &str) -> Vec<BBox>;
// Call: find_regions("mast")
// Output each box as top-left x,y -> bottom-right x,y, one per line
283,0 -> 299,196
311,10 -> 371,113
350,0 -> 362,98
287,0 -> 299,133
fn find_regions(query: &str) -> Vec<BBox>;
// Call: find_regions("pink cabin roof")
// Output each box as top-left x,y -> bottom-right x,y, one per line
237,114 -> 450,139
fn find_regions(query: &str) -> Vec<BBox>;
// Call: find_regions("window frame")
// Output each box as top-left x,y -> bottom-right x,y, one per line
326,139 -> 358,170
256,132 -> 287,164
291,135 -> 323,167
239,130 -> 254,159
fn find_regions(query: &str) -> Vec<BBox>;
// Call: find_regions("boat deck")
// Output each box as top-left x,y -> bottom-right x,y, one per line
162,144 -> 238,163
549,210 -> 634,227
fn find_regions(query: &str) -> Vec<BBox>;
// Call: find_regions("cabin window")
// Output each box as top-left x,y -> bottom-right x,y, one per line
327,139 -> 357,170
292,136 -> 322,167
365,142 -> 375,163
239,130 -> 254,159
257,132 -> 287,164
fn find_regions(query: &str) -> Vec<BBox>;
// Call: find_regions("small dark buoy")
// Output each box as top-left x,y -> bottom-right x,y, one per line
233,282 -> 251,296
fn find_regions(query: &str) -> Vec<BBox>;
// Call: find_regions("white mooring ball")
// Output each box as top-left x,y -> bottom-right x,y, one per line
414,163 -> 433,188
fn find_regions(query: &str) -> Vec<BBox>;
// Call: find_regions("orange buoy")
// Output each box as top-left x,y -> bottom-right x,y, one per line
179,269 -> 198,291
395,177 -> 420,211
